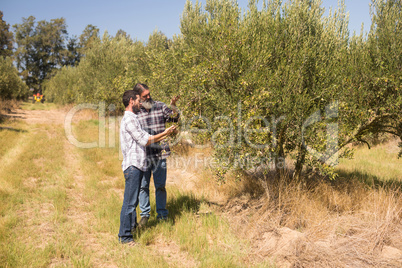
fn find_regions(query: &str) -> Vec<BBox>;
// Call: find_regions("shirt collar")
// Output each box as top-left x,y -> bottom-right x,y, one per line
125,110 -> 137,117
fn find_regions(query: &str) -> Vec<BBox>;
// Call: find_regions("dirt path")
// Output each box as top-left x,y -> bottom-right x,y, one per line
3,107 -> 118,266
61,137 -> 117,267
4,108 -> 67,125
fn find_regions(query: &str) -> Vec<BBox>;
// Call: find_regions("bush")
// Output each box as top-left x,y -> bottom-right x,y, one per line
0,57 -> 28,100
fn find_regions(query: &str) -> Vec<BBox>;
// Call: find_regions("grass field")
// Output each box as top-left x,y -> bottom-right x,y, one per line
0,102 -> 400,267
336,140 -> 401,183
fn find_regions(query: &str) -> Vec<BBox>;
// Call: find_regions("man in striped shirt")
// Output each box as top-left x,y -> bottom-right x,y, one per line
118,89 -> 176,245
133,83 -> 180,225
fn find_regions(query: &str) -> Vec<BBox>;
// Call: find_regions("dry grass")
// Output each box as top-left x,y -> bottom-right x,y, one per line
0,99 -> 19,119
194,151 -> 402,267
169,138 -> 402,267
60,104 -> 99,123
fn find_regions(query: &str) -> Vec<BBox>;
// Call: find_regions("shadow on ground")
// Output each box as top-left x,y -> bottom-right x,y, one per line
0,112 -> 25,123
0,114 -> 27,133
0,126 -> 27,133
133,193 -> 204,237
336,169 -> 402,191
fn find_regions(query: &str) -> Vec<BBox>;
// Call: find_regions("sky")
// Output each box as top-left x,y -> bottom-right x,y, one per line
1,0 -> 372,43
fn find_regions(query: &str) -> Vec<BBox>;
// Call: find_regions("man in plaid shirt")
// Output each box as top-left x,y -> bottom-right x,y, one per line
134,83 -> 180,225
118,89 -> 176,245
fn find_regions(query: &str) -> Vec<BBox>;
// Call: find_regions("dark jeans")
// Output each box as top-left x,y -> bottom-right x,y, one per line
118,166 -> 143,243
139,159 -> 168,219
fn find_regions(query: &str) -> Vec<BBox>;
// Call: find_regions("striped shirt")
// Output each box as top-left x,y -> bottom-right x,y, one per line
120,111 -> 150,172
136,101 -> 180,161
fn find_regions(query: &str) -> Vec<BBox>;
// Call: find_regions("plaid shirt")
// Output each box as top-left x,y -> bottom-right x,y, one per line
120,111 -> 150,172
136,101 -> 180,161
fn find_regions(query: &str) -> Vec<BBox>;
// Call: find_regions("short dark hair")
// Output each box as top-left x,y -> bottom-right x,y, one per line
133,83 -> 149,96
122,90 -> 138,108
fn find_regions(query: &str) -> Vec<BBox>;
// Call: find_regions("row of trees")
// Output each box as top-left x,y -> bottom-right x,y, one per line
0,11 -> 27,99
12,17 -> 103,91
3,0 -> 402,180
0,10 -> 110,99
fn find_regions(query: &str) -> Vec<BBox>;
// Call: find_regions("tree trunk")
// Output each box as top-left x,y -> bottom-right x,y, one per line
293,144 -> 306,181
274,126 -> 286,175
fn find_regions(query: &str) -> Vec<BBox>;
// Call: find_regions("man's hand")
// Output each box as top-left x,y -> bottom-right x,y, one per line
164,125 -> 177,136
170,95 -> 180,106
146,125 -> 177,146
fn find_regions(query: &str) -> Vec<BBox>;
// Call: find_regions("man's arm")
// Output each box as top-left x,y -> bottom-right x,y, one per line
126,117 -> 176,147
125,116 -> 151,147
170,95 -> 180,114
146,125 -> 176,146
163,95 -> 180,123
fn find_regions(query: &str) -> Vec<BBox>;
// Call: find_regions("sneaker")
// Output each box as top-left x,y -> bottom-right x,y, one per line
120,238 -> 137,246
157,216 -> 168,221
124,241 -> 138,247
138,217 -> 149,228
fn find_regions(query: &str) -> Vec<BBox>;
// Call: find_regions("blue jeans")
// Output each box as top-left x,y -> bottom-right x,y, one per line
118,166 -> 143,243
139,159 -> 168,219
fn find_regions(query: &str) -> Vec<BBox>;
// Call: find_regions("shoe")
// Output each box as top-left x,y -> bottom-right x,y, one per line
120,239 -> 137,246
124,241 -> 138,247
138,217 -> 149,228
157,216 -> 168,221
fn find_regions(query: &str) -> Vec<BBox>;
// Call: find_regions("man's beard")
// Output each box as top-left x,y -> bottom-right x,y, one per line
132,105 -> 141,113
141,98 -> 154,110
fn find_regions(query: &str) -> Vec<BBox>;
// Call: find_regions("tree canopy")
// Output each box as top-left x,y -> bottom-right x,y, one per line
0,11 -> 14,59
13,16 -> 69,90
